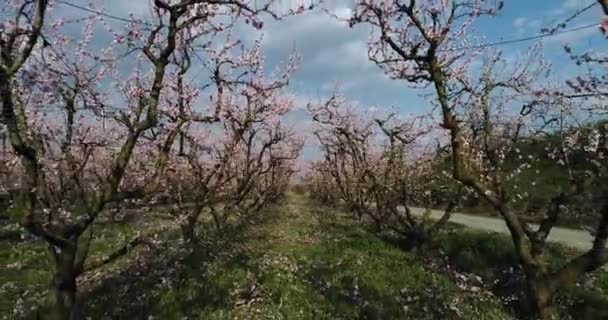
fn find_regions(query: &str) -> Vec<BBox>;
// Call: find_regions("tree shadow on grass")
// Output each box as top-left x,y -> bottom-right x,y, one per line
429,229 -> 608,320
296,234 -> 480,320
301,260 -> 407,319
74,212 -> 276,319
298,207 -> 470,319
325,210 -> 608,320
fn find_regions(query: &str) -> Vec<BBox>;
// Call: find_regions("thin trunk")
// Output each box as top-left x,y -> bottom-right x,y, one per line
181,222 -> 197,245
212,213 -> 223,232
408,223 -> 432,253
599,0 -> 608,15
374,221 -> 381,233
210,206 -> 224,231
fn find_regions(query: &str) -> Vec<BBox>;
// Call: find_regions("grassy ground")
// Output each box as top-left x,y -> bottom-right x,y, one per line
76,195 -> 509,319
2,195 -> 606,319
0,215 -> 167,319
431,228 -> 608,320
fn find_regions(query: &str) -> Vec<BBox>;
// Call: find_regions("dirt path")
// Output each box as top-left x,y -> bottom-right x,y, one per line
409,207 -> 594,251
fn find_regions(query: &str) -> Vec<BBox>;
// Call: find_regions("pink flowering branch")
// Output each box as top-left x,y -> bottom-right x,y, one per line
349,0 -> 608,317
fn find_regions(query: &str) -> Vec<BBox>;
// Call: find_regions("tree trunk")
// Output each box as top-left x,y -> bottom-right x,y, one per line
416,229 -> 431,251
497,206 -> 558,319
210,208 -> 223,232
181,222 -> 197,245
44,246 -> 77,320
372,217 -> 382,233
523,267 -> 556,320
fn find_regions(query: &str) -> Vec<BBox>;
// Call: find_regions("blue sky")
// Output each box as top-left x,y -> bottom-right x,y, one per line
256,0 -> 603,109
53,0 -> 606,160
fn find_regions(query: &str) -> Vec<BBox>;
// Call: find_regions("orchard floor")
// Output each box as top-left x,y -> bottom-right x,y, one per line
2,195 -> 608,319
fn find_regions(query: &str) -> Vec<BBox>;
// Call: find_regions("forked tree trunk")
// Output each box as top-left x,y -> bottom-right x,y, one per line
523,269 -> 555,320
180,209 -> 205,250
44,246 -> 77,320
506,224 -> 557,319
38,226 -> 92,320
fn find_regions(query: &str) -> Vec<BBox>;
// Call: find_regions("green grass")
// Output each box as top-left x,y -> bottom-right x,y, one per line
0,240 -> 48,318
0,215 -> 158,319
431,228 -> 608,319
4,196 -> 607,319
74,197 -> 508,319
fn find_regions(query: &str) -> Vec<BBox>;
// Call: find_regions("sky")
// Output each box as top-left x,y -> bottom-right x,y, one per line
52,0 -> 607,160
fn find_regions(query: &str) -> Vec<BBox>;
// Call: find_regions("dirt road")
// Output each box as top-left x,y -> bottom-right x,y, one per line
410,207 -> 594,251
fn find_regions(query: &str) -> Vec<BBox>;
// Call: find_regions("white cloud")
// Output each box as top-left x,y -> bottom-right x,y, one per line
261,10 -> 351,48
542,25 -> 599,45
547,8 -> 566,16
312,40 -> 370,70
333,7 -> 352,20
103,0 -> 152,17
291,93 -> 314,110
513,17 -> 528,28
546,0 -> 597,18
562,0 -> 586,10
512,16 -> 541,35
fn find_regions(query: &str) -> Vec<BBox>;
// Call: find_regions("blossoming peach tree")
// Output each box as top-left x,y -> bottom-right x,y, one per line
156,39 -> 303,244
0,0 -> 307,318
349,0 -> 607,317
308,93 -> 464,248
